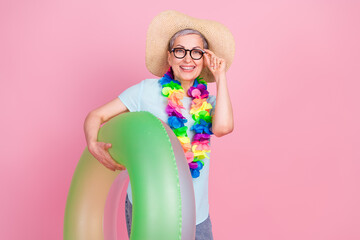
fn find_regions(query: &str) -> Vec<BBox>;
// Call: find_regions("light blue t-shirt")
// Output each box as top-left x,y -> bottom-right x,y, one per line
118,78 -> 216,225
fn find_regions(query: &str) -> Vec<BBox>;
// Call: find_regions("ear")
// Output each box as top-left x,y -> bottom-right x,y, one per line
167,51 -> 171,66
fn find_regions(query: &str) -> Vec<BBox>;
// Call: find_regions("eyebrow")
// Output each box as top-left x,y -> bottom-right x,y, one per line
175,44 -> 202,49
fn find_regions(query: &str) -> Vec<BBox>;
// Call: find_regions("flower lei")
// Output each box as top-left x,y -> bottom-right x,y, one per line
159,67 -> 213,178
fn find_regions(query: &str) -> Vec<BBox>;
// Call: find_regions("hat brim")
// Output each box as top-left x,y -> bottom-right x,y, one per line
146,10 -> 235,83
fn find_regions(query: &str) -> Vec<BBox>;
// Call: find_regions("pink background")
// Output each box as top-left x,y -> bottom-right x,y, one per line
1,1 -> 359,239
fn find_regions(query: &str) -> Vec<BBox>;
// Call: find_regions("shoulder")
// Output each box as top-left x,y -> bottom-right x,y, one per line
141,78 -> 161,89
124,78 -> 160,93
119,78 -> 159,95
138,78 -> 163,98
142,78 -> 160,84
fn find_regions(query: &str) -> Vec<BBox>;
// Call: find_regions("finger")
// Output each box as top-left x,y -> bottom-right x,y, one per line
101,151 -> 116,166
204,53 -> 211,67
222,59 -> 227,69
103,145 -> 116,163
117,165 -> 126,171
93,149 -> 116,171
204,52 -> 211,59
204,49 -> 214,55
204,50 -> 210,60
205,49 -> 219,59
102,161 -> 116,171
112,165 -> 121,171
113,161 -> 124,170
104,161 -> 117,171
104,154 -> 117,166
110,160 -> 125,171
220,58 -> 225,68
211,56 -> 215,68
104,152 -> 123,170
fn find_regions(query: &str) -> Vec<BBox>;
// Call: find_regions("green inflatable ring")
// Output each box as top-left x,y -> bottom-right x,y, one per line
64,112 -> 196,240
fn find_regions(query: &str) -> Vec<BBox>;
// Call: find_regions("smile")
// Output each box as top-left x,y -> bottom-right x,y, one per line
180,66 -> 195,71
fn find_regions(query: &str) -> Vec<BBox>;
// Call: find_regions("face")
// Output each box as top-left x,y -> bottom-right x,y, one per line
167,34 -> 205,83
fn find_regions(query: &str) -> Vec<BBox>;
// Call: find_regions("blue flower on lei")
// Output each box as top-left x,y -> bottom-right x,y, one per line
191,119 -> 212,134
168,116 -> 187,129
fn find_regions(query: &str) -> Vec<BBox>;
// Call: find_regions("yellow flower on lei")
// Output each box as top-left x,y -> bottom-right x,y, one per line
190,102 -> 212,115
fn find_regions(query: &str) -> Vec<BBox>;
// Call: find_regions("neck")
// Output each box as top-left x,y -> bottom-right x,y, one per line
180,79 -> 195,96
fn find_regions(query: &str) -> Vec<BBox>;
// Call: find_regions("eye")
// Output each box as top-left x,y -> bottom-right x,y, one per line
174,48 -> 185,54
192,49 -> 203,55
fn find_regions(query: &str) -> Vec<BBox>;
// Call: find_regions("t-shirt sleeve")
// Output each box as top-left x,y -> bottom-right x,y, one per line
208,95 -> 216,116
118,80 -> 144,112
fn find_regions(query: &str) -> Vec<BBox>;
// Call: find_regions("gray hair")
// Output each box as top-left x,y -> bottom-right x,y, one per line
168,28 -> 209,52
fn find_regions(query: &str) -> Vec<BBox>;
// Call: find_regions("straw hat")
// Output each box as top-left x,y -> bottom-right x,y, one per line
145,10 -> 235,83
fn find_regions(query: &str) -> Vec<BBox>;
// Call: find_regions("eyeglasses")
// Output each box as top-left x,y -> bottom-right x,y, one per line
170,48 -> 205,60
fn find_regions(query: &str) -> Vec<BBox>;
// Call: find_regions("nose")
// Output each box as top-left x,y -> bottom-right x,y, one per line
184,52 -> 192,62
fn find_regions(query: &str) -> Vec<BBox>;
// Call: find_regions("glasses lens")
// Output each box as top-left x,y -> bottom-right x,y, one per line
174,48 -> 185,58
191,49 -> 203,60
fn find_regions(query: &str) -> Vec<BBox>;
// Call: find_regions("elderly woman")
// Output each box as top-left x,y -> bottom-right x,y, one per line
84,10 -> 234,240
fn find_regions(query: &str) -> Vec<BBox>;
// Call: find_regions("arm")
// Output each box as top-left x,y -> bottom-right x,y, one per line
203,49 -> 234,137
84,98 -> 129,171
211,73 -> 234,137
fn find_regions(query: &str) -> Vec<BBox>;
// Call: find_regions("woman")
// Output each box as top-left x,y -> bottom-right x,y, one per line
84,10 -> 235,240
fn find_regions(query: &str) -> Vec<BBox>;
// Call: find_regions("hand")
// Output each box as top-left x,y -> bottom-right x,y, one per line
203,49 -> 226,79
88,142 -> 126,171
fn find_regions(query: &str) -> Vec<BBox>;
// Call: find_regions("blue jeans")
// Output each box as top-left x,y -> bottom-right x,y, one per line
125,194 -> 214,240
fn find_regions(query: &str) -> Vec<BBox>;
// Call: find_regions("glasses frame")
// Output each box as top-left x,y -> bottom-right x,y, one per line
170,47 -> 206,60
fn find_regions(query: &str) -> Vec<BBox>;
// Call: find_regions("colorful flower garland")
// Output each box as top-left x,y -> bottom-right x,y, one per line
159,67 -> 213,178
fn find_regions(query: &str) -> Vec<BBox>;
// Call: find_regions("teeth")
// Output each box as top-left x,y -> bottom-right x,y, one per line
181,66 -> 195,70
